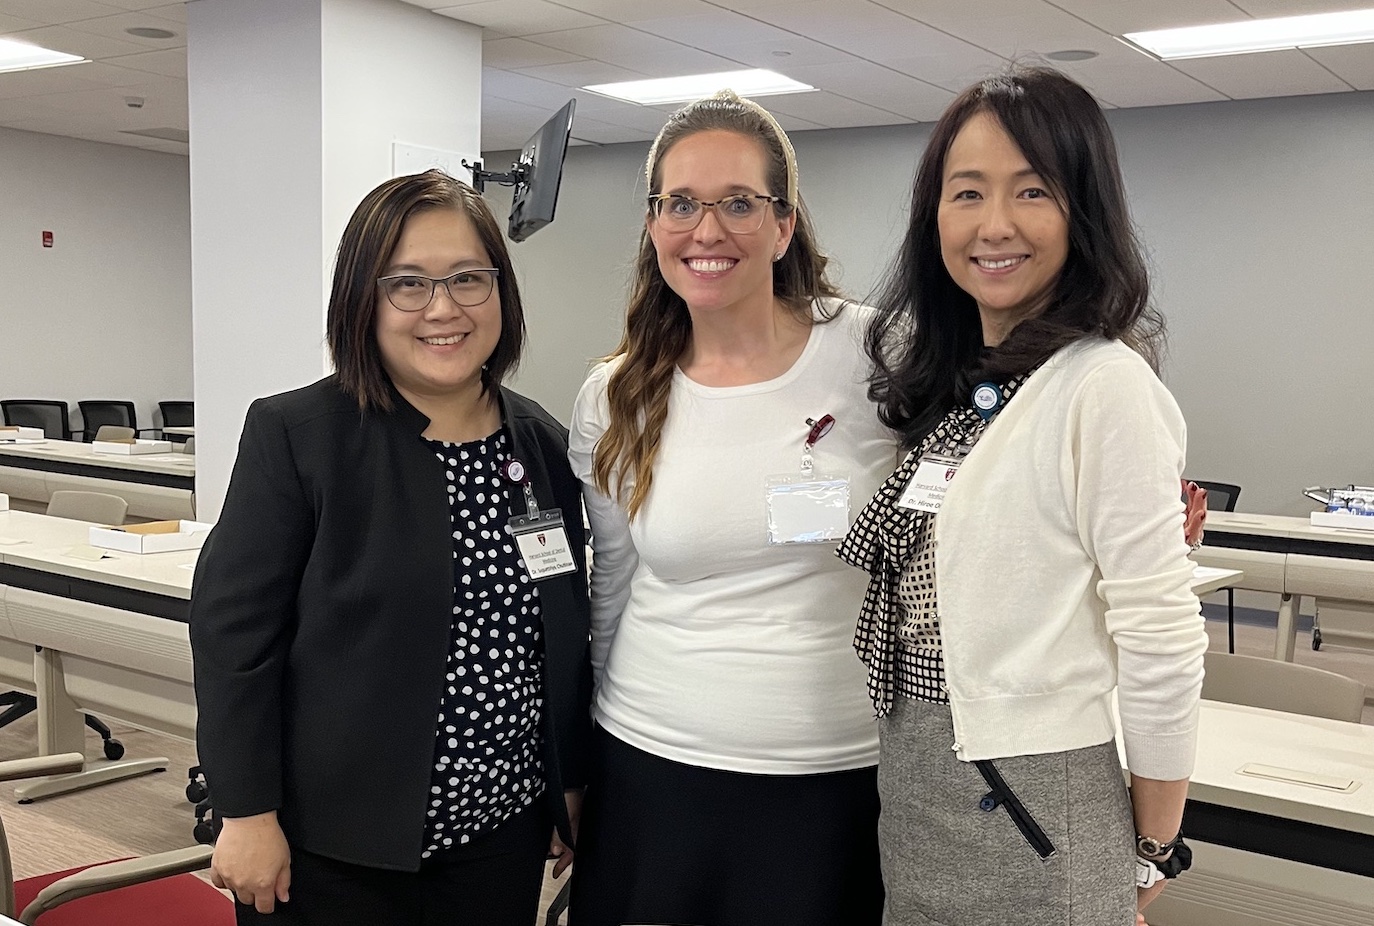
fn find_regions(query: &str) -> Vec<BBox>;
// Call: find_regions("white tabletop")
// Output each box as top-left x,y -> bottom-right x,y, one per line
0,509 -> 196,599
161,426 -> 195,436
1186,700 -> 1374,836
1191,565 -> 1243,597
0,437 -> 195,477
1205,511 -> 1374,549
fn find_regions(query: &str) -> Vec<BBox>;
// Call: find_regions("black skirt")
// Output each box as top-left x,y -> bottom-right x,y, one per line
570,726 -> 883,926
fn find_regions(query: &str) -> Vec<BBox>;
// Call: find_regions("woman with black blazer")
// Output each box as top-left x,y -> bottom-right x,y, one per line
189,170 -> 591,926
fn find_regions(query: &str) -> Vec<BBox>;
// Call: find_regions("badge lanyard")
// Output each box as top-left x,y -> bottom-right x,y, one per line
897,382 -> 1004,512
765,413 -> 852,545
501,457 -> 577,581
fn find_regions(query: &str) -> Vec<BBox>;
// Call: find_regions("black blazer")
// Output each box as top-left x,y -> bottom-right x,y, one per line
189,376 -> 591,871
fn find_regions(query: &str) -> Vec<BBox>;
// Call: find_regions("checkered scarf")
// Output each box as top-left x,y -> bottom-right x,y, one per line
836,375 -> 1030,716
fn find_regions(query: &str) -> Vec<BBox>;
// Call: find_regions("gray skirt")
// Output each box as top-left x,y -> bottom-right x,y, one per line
878,697 -> 1136,926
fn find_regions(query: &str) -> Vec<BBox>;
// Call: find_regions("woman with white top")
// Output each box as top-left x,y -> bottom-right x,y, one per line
567,91 -> 892,926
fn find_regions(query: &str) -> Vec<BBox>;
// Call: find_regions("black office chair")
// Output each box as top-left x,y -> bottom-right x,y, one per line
77,400 -> 141,443
0,400 -> 74,440
1187,479 -> 1243,652
158,400 -> 194,443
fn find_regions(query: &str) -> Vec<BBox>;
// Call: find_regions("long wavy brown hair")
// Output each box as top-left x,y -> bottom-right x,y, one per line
592,93 -> 843,518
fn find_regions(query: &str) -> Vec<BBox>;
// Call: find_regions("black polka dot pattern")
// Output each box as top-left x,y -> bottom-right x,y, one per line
421,429 -> 545,859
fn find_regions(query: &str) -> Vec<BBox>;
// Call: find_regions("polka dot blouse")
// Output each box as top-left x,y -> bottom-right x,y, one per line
421,429 -> 545,859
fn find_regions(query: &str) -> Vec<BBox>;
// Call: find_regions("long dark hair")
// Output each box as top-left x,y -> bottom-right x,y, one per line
867,66 -> 1163,447
593,92 -> 843,518
328,169 -> 525,411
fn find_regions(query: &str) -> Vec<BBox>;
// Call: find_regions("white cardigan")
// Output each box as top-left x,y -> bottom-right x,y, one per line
934,339 -> 1207,781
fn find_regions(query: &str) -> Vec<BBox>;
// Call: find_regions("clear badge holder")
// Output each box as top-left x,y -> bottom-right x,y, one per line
765,414 -> 851,545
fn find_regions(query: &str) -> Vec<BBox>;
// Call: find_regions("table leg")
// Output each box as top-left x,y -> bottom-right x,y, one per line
1274,593 -> 1301,662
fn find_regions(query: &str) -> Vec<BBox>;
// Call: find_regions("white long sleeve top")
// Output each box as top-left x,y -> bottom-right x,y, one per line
568,301 -> 896,774
930,339 -> 1208,779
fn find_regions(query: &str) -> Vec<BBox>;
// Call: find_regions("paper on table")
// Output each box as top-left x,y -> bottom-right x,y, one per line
0,537 -> 27,546
64,545 -> 111,561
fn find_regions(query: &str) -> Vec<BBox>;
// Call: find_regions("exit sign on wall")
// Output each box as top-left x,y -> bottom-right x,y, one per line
41,231 -> 53,247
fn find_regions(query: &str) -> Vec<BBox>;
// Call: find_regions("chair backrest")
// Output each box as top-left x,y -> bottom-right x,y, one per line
93,425 -> 135,442
76,401 -> 137,443
45,491 -> 128,526
1189,480 -> 1241,512
158,401 -> 194,428
0,401 -> 71,440
182,437 -> 196,456
1202,651 -> 1366,723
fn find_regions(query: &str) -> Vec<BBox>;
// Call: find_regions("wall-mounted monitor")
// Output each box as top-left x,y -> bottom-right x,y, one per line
465,99 -> 576,242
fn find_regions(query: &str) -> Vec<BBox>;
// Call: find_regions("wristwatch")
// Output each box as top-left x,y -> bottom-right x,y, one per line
1136,833 -> 1193,881
1136,831 -> 1184,859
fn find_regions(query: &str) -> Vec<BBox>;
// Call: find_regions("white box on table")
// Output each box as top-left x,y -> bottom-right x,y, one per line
92,438 -> 173,455
89,520 -> 213,553
0,493 -> 8,511
1310,511 -> 1374,531
0,426 -> 44,442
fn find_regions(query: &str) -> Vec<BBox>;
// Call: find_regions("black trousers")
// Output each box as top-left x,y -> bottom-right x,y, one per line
571,726 -> 883,926
235,801 -> 550,926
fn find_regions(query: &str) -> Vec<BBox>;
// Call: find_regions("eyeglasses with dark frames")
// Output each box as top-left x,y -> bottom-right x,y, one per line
376,268 -> 500,312
647,193 -> 787,234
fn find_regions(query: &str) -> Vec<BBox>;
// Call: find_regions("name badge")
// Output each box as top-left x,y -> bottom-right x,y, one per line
896,456 -> 962,512
765,473 -> 852,544
507,509 -> 577,580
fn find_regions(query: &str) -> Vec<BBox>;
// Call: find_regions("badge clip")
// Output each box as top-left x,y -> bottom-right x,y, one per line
971,383 -> 1001,422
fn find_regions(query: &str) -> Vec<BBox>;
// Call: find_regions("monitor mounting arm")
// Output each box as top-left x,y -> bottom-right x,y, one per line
462,157 -> 531,194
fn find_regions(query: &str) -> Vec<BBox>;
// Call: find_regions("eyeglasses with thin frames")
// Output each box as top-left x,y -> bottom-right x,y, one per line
376,268 -> 500,312
647,193 -> 787,235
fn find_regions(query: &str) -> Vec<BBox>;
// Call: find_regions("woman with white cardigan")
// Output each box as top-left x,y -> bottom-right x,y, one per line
838,66 -> 1208,926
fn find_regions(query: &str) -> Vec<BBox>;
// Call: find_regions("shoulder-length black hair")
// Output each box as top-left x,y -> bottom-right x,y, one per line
867,65 -> 1164,447
327,169 -> 525,412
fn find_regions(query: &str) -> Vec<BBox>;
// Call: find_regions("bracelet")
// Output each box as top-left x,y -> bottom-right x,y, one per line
1135,856 -> 1166,889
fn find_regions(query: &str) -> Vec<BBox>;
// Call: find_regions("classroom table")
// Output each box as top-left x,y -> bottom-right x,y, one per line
1195,512 -> 1374,660
0,439 -> 194,521
0,509 -> 192,801
160,427 -> 195,437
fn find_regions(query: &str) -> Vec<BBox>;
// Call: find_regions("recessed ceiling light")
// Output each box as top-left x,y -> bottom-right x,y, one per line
126,26 -> 177,40
1123,8 -> 1374,60
1045,49 -> 1099,62
0,37 -> 87,75
583,69 -> 815,105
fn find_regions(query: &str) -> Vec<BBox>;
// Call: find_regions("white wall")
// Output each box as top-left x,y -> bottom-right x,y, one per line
489,90 -> 1374,516
0,126 -> 192,433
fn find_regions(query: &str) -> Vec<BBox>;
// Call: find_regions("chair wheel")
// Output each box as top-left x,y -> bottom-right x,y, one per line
103,738 -> 125,760
193,821 -> 216,845
186,780 -> 209,803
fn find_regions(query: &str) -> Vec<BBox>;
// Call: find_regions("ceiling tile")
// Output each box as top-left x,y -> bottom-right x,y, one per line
1303,44 -> 1374,92
1227,0 -> 1368,17
627,10 -> 796,46
764,89 -> 908,128
1169,48 -> 1355,98
432,1 -> 606,36
6,23 -> 153,59
707,33 -> 857,69
882,0 -> 1110,57
516,59 -> 645,86
481,36 -> 585,70
1042,51 -> 1230,108
1046,0 -> 1256,35
0,13 -> 42,31
553,0 -> 719,17
83,0 -> 181,10
103,46 -> 184,78
484,67 -> 580,106
0,60 -> 127,98
0,0 -> 124,24
527,23 -> 741,76
562,114 -> 651,144
783,59 -> 952,121
143,3 -> 186,24
62,10 -> 186,49
767,111 -> 825,133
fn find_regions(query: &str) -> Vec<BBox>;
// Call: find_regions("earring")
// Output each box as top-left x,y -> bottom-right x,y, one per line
773,252 -> 784,262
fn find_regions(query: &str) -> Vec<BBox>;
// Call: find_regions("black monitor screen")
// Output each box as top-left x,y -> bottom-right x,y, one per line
508,99 -> 576,242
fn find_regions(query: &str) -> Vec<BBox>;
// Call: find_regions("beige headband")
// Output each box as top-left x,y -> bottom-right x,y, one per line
644,89 -> 799,206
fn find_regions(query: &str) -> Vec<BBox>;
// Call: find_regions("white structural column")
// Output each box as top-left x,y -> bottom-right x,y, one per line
187,0 -> 482,521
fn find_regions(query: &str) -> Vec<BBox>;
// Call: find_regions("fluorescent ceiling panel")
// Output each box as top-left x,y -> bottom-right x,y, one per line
583,68 -> 814,105
0,37 -> 87,75
1124,8 -> 1374,60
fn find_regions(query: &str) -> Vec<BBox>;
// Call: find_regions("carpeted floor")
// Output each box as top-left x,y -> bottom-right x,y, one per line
0,606 -> 1367,923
